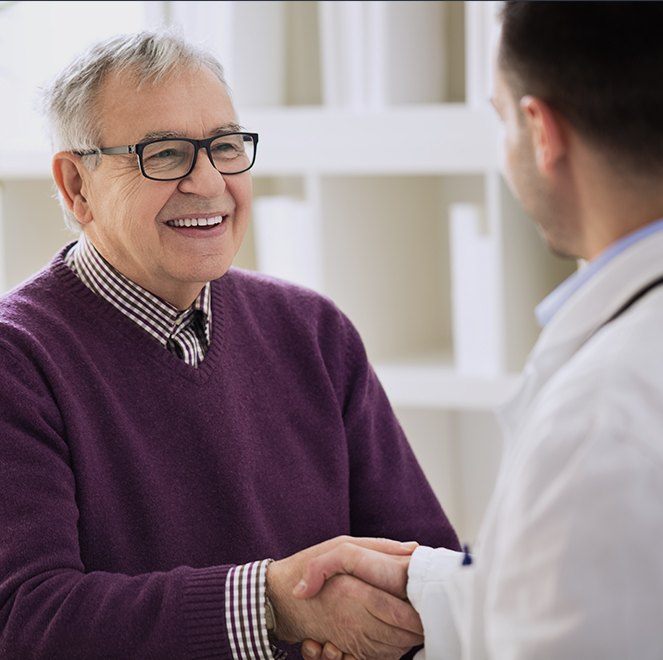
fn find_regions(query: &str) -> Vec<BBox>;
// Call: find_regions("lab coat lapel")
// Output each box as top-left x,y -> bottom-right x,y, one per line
499,229 -> 663,445
443,229 -> 663,660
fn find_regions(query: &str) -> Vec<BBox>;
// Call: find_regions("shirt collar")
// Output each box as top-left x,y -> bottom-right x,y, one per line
536,217 -> 663,327
66,233 -> 212,347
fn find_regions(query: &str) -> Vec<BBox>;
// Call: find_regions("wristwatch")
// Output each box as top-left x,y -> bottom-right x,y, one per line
265,594 -> 276,632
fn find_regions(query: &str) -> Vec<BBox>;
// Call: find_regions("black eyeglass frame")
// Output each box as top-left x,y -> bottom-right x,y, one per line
76,131 -> 259,181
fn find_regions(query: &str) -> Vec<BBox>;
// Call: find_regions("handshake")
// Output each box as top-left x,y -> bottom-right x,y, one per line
266,536 -> 423,660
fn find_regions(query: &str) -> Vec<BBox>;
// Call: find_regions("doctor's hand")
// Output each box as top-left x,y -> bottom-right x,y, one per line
294,542 -> 414,600
266,536 -> 422,659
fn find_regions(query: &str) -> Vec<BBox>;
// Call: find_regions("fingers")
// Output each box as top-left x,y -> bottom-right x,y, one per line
321,641 -> 343,659
301,639 -> 324,659
343,536 -> 419,555
305,637 -> 404,660
294,544 -> 412,600
317,535 -> 417,556
363,583 -> 424,638
300,640 -> 357,660
323,575 -> 424,650
297,584 -> 420,660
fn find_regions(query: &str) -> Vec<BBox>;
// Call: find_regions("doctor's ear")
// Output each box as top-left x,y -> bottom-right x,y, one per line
519,95 -> 567,177
52,152 -> 94,225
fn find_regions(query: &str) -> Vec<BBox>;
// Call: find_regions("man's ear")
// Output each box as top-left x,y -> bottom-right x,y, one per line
52,152 -> 94,225
519,96 -> 567,176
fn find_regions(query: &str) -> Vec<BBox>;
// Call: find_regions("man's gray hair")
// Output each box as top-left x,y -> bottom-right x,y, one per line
40,30 -> 228,232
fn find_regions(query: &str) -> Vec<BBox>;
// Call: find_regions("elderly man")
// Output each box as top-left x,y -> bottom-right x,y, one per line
0,32 -> 458,659
298,2 -> 663,659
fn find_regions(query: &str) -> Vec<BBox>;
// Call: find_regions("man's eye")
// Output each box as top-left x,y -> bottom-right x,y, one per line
213,143 -> 238,153
150,149 -> 181,160
212,136 -> 246,155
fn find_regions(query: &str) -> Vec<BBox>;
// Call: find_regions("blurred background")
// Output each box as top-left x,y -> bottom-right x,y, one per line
0,0 -> 575,543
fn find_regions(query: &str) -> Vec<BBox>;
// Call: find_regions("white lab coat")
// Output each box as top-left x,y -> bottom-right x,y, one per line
409,230 -> 663,659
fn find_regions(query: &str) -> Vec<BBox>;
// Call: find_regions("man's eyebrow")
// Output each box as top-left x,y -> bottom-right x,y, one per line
209,123 -> 243,135
137,123 -> 243,143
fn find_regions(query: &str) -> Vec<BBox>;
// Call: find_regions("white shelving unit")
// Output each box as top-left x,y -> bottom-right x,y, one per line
0,1 -> 577,543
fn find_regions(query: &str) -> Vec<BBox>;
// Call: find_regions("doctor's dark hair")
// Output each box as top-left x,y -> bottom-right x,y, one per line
499,1 -> 663,176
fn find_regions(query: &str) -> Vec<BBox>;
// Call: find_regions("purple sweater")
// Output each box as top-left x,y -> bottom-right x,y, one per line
0,247 -> 459,659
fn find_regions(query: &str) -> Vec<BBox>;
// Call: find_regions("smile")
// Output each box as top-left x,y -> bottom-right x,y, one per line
165,215 -> 226,228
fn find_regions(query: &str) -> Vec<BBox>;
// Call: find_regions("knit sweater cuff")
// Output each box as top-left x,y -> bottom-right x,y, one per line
182,564 -> 234,660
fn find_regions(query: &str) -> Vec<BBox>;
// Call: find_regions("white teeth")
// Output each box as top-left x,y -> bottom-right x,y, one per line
166,215 -> 225,228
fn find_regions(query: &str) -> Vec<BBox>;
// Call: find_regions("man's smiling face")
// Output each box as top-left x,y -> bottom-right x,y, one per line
79,64 -> 252,308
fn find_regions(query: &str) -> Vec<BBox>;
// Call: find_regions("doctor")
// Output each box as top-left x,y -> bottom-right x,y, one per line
291,2 -> 663,658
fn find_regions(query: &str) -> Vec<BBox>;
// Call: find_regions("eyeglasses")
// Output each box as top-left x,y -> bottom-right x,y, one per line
76,132 -> 259,181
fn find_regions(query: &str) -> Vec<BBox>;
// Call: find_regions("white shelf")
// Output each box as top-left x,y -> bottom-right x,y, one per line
244,106 -> 500,175
375,354 -> 519,411
0,105 -> 499,180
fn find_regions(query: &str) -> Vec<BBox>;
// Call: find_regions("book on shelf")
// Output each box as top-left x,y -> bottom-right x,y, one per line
449,202 -> 501,378
252,195 -> 323,292
320,1 -> 448,109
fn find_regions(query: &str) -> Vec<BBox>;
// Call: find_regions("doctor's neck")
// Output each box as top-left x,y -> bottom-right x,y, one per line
566,144 -> 663,261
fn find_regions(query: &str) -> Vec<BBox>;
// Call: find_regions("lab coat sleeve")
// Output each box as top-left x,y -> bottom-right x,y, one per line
408,546 -> 464,659
484,389 -> 663,659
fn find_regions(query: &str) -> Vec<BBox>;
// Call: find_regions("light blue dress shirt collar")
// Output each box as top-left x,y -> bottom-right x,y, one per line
536,217 -> 663,327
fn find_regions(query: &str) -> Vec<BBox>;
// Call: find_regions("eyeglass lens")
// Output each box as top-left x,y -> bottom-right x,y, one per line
141,134 -> 255,179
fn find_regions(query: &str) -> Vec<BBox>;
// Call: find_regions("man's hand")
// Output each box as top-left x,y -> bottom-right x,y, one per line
301,638 -> 354,660
266,536 -> 422,659
291,541 -> 419,660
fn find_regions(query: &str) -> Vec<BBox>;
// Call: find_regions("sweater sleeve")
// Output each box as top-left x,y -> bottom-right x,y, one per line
0,347 -> 234,659
338,314 -> 460,552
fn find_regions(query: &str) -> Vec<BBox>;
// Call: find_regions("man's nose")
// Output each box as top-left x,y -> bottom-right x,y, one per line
177,147 -> 227,195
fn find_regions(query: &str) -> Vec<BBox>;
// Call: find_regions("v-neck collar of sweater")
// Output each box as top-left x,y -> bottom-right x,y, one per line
66,234 -> 213,351
51,243 -> 228,384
